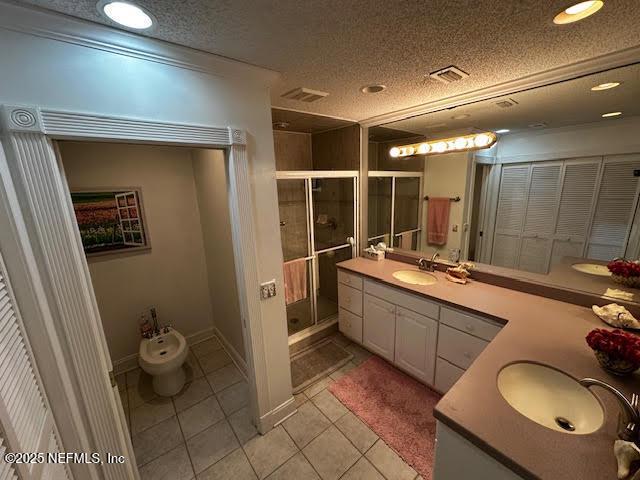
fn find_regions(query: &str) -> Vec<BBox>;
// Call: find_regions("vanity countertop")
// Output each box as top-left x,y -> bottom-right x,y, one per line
337,257 -> 639,480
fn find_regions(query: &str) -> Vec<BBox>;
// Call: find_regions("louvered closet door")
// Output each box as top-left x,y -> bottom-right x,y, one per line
550,158 -> 601,266
492,165 -> 530,268
518,162 -> 562,273
587,155 -> 640,260
0,252 -> 70,480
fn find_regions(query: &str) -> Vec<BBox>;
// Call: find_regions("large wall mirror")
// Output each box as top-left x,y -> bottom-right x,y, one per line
367,62 -> 640,304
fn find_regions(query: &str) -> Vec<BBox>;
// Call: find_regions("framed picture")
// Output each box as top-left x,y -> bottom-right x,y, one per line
70,187 -> 151,256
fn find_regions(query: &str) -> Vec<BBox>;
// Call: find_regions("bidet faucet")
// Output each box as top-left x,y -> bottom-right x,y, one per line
150,307 -> 159,335
580,377 -> 639,443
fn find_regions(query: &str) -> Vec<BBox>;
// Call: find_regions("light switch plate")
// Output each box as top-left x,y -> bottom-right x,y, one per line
260,279 -> 276,299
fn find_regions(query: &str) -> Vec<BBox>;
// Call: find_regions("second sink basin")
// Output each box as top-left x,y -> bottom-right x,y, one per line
392,270 -> 437,286
571,263 -> 611,276
497,362 -> 604,435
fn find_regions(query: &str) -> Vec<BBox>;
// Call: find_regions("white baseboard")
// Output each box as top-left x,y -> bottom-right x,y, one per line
257,396 -> 297,434
212,326 -> 248,377
112,326 -> 216,375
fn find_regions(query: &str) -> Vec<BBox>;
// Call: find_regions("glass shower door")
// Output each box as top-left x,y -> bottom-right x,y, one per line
368,176 -> 392,246
277,179 -> 314,335
393,177 -> 421,250
311,177 -> 356,324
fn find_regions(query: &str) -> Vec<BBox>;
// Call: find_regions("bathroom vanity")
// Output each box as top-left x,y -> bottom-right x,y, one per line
337,257 -> 639,480
338,268 -> 502,393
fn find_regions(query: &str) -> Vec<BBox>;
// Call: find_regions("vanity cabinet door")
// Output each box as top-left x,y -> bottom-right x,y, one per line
363,294 -> 396,362
394,307 -> 438,384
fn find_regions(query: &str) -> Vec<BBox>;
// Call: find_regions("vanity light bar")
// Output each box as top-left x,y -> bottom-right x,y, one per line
389,132 -> 497,158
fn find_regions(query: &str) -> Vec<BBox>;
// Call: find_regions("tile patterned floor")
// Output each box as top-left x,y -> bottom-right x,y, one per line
116,333 -> 423,479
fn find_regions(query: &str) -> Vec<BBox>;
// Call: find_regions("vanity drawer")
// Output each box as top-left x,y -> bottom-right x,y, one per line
437,324 -> 489,370
440,307 -> 502,342
338,270 -> 363,291
364,279 -> 439,319
338,283 -> 363,317
339,308 -> 363,343
434,357 -> 465,393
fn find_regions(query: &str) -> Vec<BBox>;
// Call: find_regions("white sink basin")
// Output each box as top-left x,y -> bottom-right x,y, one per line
392,270 -> 437,286
497,362 -> 604,434
571,263 -> 611,277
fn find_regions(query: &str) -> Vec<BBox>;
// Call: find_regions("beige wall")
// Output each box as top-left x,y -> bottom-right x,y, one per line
192,149 -> 245,360
60,141 -> 214,363
421,152 -> 472,258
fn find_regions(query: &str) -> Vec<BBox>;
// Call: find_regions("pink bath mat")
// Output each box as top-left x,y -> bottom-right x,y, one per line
329,356 -> 441,479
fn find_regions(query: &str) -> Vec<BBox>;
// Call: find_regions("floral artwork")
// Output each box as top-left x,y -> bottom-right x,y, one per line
71,189 -> 149,256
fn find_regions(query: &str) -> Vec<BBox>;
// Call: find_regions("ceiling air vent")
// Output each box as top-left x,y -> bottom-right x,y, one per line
428,66 -> 469,84
281,87 -> 329,103
495,98 -> 519,108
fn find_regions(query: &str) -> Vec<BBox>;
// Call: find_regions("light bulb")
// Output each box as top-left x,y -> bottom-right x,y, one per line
565,1 -> 597,15
102,1 -> 154,29
474,134 -> 491,147
417,143 -> 430,154
389,147 -> 400,158
454,137 -> 467,149
432,142 -> 447,153
591,82 -> 620,91
553,0 -> 603,24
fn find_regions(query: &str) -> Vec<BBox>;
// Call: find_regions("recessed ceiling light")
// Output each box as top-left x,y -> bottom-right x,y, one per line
451,114 -> 470,120
591,82 -> 621,91
99,1 -> 154,29
553,1 -> 604,24
495,129 -> 510,134
602,111 -> 622,118
360,85 -> 386,94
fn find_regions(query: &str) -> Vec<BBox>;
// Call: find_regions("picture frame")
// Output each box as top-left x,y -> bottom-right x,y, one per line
70,187 -> 151,257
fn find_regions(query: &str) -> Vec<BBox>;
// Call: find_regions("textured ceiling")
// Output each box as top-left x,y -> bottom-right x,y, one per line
18,0 -> 640,121
381,63 -> 640,139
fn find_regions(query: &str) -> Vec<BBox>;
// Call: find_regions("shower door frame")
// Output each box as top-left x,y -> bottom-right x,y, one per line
277,170 -> 359,337
367,171 -> 424,249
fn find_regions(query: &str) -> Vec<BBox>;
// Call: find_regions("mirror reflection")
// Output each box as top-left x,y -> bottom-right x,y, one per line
367,63 -> 640,303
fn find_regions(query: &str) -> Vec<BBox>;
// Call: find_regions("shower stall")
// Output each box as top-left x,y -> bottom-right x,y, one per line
277,171 -> 358,337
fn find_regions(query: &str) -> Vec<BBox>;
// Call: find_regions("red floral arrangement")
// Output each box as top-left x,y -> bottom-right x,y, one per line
608,259 -> 640,278
586,328 -> 640,366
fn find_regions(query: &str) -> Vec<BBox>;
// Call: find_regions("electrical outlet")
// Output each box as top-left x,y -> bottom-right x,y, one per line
260,279 -> 276,300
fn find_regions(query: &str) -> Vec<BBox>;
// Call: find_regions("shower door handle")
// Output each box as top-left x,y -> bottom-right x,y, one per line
347,236 -> 355,246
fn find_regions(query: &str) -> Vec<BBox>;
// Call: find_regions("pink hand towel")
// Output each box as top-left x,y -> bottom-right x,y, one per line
283,258 -> 308,305
427,198 -> 450,245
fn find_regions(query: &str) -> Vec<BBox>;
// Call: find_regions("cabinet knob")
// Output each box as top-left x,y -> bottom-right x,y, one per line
463,351 -> 471,359
465,324 -> 474,332
345,298 -> 350,304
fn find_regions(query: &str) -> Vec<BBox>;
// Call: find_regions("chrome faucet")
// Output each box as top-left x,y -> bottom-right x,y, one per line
417,252 -> 440,272
150,307 -> 159,336
580,377 -> 639,443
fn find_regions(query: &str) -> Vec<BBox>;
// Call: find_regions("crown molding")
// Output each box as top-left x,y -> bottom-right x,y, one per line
0,0 -> 280,86
359,46 -> 640,127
